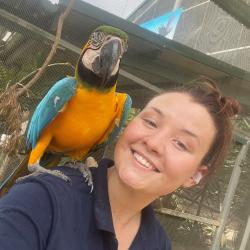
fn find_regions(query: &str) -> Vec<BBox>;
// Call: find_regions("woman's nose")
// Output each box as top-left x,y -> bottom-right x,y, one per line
144,131 -> 165,155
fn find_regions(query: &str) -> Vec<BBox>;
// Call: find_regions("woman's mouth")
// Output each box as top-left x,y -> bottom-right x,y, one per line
132,150 -> 160,173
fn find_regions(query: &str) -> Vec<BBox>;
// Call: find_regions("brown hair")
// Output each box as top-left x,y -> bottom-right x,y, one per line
164,77 -> 240,176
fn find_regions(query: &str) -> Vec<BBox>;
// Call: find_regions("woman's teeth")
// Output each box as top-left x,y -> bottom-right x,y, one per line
133,152 -> 154,170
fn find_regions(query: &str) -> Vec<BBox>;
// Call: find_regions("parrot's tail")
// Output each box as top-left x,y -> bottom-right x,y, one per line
0,152 -> 65,197
0,155 -> 29,197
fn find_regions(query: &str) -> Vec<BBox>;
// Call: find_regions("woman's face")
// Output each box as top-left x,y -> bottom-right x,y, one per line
114,92 -> 216,197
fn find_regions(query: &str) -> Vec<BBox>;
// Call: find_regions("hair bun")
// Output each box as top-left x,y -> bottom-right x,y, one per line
220,96 -> 240,117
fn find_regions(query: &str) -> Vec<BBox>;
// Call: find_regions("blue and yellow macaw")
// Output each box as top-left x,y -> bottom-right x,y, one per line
0,26 -> 131,193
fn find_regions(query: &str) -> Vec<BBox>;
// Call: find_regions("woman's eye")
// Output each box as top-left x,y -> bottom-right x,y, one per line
174,140 -> 188,151
143,118 -> 157,128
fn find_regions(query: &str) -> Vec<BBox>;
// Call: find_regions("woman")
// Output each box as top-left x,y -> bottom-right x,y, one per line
0,77 -> 240,250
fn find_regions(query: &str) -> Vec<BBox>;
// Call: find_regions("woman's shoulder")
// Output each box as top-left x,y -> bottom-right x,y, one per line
0,166 -> 94,231
32,165 -> 93,193
1,166 -> 92,207
0,166 -> 96,250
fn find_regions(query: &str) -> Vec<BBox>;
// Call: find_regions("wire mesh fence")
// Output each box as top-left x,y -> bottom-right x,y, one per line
0,8 -> 79,180
0,1 -> 250,250
154,143 -> 250,250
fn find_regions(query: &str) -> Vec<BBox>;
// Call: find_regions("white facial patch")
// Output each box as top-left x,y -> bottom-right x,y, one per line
81,49 -> 100,70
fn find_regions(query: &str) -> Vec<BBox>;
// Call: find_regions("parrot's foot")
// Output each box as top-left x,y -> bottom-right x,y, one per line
16,164 -> 71,183
66,157 -> 98,193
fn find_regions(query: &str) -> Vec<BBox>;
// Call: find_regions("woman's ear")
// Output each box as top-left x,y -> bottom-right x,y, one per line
182,166 -> 208,188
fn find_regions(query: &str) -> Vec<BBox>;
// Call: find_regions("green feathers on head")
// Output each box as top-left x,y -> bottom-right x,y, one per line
94,25 -> 128,44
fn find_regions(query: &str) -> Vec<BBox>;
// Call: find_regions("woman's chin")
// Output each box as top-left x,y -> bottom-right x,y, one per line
118,167 -> 147,191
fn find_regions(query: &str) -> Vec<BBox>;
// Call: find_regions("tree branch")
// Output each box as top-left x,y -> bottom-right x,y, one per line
17,0 -> 75,97
17,62 -> 75,86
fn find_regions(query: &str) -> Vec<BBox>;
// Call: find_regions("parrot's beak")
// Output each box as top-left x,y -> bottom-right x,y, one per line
77,35 -> 126,89
92,38 -> 122,82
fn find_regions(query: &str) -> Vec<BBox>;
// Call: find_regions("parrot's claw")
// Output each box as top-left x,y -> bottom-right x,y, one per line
65,157 -> 96,193
17,164 -> 71,183
85,156 -> 98,168
79,164 -> 93,186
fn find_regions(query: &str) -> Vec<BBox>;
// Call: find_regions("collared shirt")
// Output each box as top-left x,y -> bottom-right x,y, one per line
0,159 -> 171,250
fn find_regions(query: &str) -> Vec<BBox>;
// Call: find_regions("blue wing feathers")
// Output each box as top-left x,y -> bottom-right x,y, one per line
27,77 -> 77,149
107,94 -> 132,144
119,95 -> 132,131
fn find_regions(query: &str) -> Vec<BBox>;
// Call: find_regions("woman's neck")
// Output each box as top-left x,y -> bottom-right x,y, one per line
108,165 -> 157,250
107,166 -> 155,227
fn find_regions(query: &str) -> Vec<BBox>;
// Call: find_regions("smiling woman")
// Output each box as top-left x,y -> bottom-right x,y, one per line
108,77 -> 240,248
0,77 -> 240,250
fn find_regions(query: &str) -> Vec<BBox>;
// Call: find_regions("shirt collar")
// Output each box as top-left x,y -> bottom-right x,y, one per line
93,158 -> 115,233
135,205 -> 158,249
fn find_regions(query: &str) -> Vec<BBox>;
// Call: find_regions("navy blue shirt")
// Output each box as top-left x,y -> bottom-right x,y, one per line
0,159 -> 171,250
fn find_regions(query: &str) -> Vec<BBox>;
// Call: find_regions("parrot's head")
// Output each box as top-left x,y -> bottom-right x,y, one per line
76,25 -> 128,90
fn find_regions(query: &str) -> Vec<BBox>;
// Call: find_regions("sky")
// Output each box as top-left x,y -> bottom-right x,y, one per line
48,0 -> 60,4
47,0 -> 145,18
78,0 -> 145,18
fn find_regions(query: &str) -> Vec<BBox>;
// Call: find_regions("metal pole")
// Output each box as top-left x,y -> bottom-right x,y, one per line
239,212 -> 250,250
119,69 -> 163,93
211,142 -> 249,250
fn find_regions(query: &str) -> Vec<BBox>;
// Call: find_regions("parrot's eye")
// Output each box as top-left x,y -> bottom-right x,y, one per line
90,31 -> 105,48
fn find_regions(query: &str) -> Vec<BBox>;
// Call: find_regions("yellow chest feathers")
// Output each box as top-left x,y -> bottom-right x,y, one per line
46,86 -> 118,151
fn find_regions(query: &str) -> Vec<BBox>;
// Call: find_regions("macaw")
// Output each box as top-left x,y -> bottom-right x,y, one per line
0,25 -> 131,193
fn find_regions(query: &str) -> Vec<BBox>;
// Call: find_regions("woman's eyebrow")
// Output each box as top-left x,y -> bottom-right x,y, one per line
148,106 -> 163,116
180,128 -> 201,145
